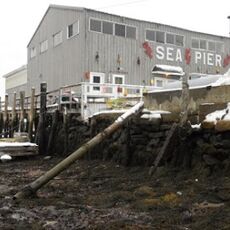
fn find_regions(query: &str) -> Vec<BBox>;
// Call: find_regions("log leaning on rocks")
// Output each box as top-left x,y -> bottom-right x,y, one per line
13,101 -> 144,200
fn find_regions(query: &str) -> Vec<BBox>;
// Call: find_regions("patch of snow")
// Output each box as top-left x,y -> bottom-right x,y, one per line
0,142 -> 38,147
142,109 -> 171,114
204,103 -> 230,124
191,124 -> 201,129
153,64 -> 184,74
141,114 -> 161,119
1,154 -> 12,162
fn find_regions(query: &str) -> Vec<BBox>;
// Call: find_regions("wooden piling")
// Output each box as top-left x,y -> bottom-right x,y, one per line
35,82 -> 47,154
19,91 -> 25,132
3,94 -> 9,138
9,92 -> 17,137
28,88 -> 35,141
47,109 -> 59,154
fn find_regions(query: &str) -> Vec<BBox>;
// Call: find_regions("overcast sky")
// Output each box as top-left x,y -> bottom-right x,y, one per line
0,0 -> 230,97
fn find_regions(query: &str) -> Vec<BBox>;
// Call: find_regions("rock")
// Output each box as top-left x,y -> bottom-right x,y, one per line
0,154 -> 12,163
215,120 -> 230,132
203,154 -> 220,166
201,120 -> 215,129
181,210 -> 192,224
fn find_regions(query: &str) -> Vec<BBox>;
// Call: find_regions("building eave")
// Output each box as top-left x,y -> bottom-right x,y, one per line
3,65 -> 27,79
27,4 -> 85,48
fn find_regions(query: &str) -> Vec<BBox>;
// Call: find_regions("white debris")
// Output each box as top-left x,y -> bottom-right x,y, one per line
1,154 -> 12,162
191,124 -> 201,129
141,114 -> 161,119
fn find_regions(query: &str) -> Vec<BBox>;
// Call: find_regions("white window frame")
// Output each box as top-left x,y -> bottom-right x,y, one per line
89,72 -> 105,93
40,39 -> 48,53
53,31 -> 63,47
30,47 -> 36,59
67,20 -> 79,39
89,17 -> 137,39
145,28 -> 156,42
112,74 -> 125,85
89,18 -> 102,33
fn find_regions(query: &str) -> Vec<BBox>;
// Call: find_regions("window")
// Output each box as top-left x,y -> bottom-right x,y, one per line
200,40 -> 206,50
156,79 -> 163,87
115,23 -> 125,37
208,41 -> 215,51
90,19 -> 102,32
40,40 -> 48,53
216,42 -> 224,53
30,47 -> 36,58
67,21 -> 79,38
156,31 -> 165,43
166,33 -> 174,44
146,30 -> 155,41
89,72 -> 105,92
113,75 -> 125,84
53,31 -> 63,47
192,38 -> 199,49
126,26 -> 136,39
102,21 -> 113,34
175,35 -> 184,46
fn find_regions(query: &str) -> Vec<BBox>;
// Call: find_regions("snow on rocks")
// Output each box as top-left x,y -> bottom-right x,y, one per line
0,154 -> 12,163
201,102 -> 230,131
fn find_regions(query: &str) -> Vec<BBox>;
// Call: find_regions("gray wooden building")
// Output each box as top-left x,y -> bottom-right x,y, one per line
16,5 -> 230,95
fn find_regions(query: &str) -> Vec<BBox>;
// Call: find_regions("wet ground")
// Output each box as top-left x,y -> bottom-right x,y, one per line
0,156 -> 229,229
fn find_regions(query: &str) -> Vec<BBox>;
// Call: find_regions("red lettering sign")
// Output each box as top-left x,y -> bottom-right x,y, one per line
223,54 -> 230,67
142,42 -> 153,59
185,48 -> 191,65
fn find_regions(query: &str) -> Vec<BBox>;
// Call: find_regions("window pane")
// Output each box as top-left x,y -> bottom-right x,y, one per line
115,77 -> 123,84
90,19 -> 101,32
156,80 -> 163,87
30,47 -> 36,58
216,42 -> 224,53
200,40 -> 206,50
102,21 -> 113,34
208,41 -> 215,51
115,23 -> 125,37
166,33 -> 174,44
156,31 -> 165,43
126,26 -> 136,39
93,76 -> 101,83
68,21 -> 79,38
53,31 -> 63,47
175,35 -> 184,46
146,30 -> 155,41
192,39 -> 199,49
40,40 -> 48,53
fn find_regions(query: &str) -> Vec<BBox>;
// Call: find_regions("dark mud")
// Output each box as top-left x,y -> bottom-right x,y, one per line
0,156 -> 229,229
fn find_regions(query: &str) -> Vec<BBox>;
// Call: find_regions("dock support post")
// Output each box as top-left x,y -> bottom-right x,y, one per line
28,88 -> 35,141
35,82 -> 47,154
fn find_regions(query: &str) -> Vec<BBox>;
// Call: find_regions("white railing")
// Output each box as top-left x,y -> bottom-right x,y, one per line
48,82 -> 158,119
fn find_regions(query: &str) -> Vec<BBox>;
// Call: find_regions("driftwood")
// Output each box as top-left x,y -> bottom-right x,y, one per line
13,101 -> 144,199
149,123 -> 178,175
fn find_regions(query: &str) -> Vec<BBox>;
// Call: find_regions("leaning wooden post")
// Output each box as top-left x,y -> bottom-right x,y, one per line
3,94 -> 9,138
19,91 -> 25,132
35,82 -> 47,154
28,88 -> 35,141
14,101 -> 144,199
180,72 -> 189,126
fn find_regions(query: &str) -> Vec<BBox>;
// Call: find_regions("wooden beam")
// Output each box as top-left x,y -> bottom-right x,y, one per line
14,101 -> 144,199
